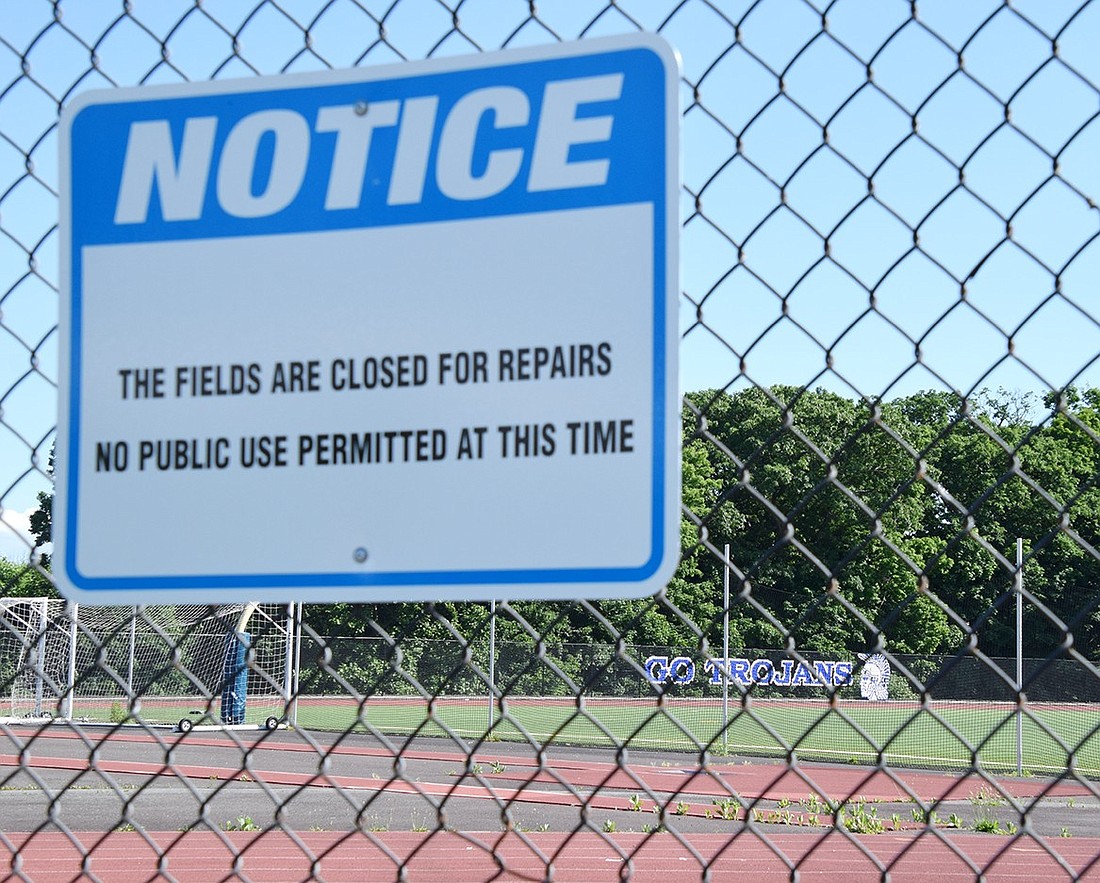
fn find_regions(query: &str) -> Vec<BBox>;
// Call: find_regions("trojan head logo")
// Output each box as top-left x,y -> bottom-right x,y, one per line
857,653 -> 891,701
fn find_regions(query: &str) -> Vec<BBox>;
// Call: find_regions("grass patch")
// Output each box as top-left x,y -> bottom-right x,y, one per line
289,698 -> 1100,776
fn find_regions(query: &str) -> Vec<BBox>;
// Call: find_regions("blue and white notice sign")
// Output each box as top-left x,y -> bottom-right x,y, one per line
57,35 -> 680,604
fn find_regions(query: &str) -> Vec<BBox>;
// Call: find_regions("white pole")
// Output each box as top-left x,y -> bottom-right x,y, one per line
488,600 -> 496,732
33,598 -> 46,718
63,602 -> 78,721
1016,537 -> 1023,777
723,544 -> 730,755
290,602 -> 302,728
127,606 -> 137,701
282,603 -> 295,717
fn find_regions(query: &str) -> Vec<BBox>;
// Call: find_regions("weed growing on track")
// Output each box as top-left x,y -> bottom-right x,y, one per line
711,797 -> 740,820
839,800 -> 885,834
969,785 -> 1007,806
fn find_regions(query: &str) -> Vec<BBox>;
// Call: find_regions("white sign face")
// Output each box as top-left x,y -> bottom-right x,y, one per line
57,35 -> 680,604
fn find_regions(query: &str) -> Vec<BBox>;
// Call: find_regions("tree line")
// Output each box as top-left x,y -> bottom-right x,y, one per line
675,385 -> 1100,662
6,385 -> 1099,666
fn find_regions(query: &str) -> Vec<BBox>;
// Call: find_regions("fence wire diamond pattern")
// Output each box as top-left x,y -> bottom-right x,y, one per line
2,0 -> 1100,880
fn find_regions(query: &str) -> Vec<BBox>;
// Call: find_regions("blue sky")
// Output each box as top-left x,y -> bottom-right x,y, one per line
1,0 -> 1098,561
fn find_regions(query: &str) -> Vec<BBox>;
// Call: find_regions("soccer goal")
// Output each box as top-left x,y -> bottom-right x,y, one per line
0,598 -> 299,732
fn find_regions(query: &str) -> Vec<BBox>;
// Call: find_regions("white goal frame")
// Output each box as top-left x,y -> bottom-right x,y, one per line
0,598 -> 301,732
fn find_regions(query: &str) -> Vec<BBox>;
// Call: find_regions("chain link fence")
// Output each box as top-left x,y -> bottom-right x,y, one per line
3,0 -> 1100,879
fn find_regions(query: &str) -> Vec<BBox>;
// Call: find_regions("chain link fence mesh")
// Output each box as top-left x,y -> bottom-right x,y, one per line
2,0 -> 1100,879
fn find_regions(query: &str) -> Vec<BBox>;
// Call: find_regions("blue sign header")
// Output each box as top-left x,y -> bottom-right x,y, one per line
67,42 -> 670,246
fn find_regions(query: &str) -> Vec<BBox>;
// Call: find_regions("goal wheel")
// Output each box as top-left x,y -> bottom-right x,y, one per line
264,716 -> 280,731
178,718 -> 194,733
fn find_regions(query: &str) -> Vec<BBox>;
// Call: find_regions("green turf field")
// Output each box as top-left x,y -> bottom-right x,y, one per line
57,695 -> 1100,776
290,697 -> 1100,776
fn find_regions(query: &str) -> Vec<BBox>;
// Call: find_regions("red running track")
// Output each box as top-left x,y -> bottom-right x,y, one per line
4,829 -> 1100,882
7,728 -> 1095,807
4,729 -> 1100,880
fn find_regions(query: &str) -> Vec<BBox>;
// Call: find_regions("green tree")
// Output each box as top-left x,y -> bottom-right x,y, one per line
27,445 -> 54,571
29,490 -> 51,569
0,557 -> 54,598
683,385 -> 978,658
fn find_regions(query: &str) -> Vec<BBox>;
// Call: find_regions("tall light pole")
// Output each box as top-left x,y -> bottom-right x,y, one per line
489,599 -> 496,733
723,544 -> 730,755
1016,538 -> 1023,777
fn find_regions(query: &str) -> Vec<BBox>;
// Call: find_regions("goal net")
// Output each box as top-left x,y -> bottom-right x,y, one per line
0,598 -> 297,730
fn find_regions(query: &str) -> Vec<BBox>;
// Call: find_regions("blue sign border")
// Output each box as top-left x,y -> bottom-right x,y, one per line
57,35 -> 680,602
